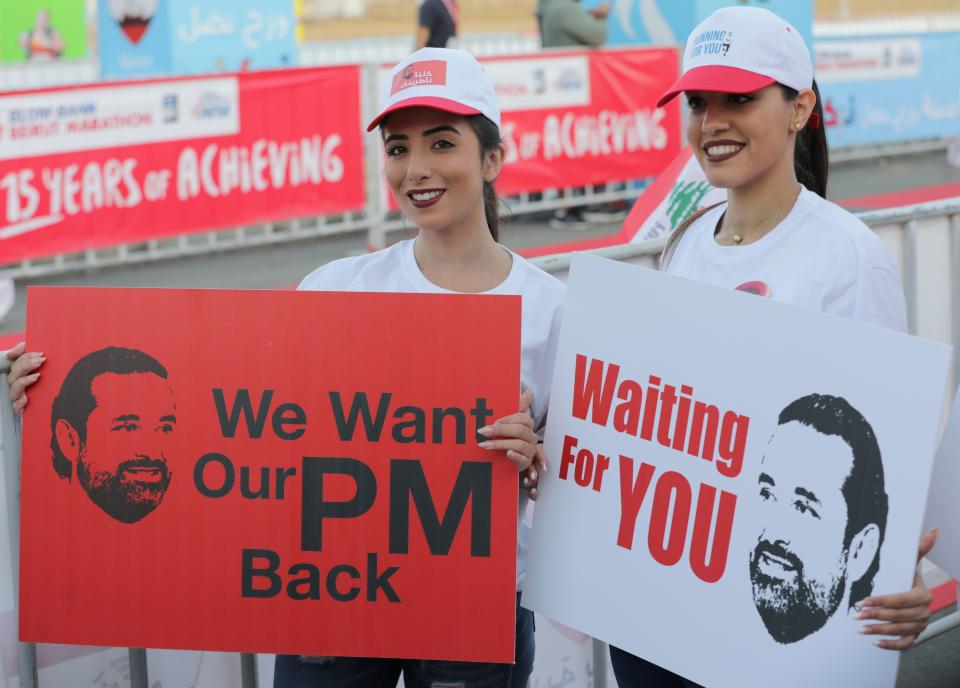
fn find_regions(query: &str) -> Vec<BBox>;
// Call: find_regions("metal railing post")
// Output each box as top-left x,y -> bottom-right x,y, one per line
129,648 -> 149,688
903,219 -> 920,335
950,213 -> 960,391
591,638 -> 608,688
0,355 -> 38,688
241,652 -> 260,688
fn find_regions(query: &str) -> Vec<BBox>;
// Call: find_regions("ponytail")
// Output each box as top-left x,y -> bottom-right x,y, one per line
466,114 -> 503,242
782,80 -> 829,198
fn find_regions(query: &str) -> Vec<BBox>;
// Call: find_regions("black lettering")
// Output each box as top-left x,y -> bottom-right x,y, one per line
301,457 -> 377,552
366,552 -> 400,602
389,459 -> 491,556
213,388 -> 274,439
241,548 -> 281,598
240,466 -> 271,499
286,563 -> 321,600
273,402 -> 307,440
194,452 -> 235,498
432,406 -> 466,444
471,398 -> 494,442
327,564 -> 361,602
275,466 -> 297,499
329,391 -> 392,441
392,406 -> 425,443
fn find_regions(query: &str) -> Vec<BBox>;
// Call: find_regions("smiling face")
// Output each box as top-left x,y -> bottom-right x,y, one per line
381,107 -> 500,235
749,421 -> 855,643
67,372 -> 176,523
685,85 -> 800,193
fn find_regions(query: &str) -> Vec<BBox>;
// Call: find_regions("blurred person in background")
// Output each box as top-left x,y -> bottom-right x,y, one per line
416,0 -> 459,49
18,9 -> 65,61
536,0 -> 627,230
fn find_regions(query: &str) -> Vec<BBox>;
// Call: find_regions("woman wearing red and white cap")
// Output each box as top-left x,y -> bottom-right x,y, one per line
272,47 -> 563,687
608,6 -> 937,688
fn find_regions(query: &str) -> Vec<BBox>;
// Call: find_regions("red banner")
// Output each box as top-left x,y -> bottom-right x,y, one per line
494,48 -> 682,195
19,287 -> 519,662
0,67 -> 365,264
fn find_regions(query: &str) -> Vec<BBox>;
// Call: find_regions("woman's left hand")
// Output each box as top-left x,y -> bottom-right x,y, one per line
478,389 -> 539,473
856,528 -> 938,650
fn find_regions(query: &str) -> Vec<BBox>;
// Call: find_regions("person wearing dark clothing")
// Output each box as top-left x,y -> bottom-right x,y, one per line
416,0 -> 459,49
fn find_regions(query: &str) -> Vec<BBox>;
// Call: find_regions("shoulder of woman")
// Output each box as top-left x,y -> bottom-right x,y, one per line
297,242 -> 406,291
799,193 -> 894,267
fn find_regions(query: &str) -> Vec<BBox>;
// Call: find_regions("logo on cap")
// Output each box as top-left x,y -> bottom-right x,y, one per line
690,29 -> 733,59
391,60 -> 448,95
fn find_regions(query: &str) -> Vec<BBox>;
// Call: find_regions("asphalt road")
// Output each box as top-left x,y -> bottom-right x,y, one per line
2,149 -> 959,337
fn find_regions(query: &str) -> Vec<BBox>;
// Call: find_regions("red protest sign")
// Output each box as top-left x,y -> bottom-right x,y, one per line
19,287 -> 520,662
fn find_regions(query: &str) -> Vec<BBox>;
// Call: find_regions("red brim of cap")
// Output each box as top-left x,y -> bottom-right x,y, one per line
656,66 -> 777,108
366,97 -> 483,132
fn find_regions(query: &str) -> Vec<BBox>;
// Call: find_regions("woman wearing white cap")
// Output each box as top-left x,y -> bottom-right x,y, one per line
607,6 -> 937,688
272,47 -> 563,687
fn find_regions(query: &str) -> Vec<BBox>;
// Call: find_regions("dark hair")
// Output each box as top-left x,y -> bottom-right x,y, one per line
50,347 -> 168,480
465,114 -> 503,242
778,393 -> 888,606
780,79 -> 829,198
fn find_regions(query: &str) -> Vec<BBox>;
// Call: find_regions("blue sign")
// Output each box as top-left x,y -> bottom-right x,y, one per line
584,0 -> 814,49
98,0 -> 174,78
168,0 -> 297,74
97,0 -> 297,79
818,31 -> 960,148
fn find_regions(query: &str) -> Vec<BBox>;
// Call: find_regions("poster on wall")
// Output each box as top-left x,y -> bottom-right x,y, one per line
523,254 -> 950,688
19,287 -> 521,663
0,0 -> 88,64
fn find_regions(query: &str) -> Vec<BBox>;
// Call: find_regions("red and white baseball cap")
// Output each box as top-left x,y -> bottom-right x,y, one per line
657,6 -> 813,108
366,47 -> 500,132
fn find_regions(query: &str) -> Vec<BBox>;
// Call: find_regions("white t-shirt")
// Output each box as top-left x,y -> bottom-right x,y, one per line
665,186 -> 908,332
298,237 -> 566,589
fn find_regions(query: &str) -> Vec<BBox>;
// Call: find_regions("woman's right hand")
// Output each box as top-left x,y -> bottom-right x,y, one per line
6,342 -> 44,414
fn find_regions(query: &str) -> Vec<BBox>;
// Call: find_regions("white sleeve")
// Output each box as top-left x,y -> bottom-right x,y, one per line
854,264 -> 908,333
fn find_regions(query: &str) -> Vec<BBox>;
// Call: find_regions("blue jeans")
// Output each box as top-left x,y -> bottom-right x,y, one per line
609,646 -> 702,688
274,594 -> 535,688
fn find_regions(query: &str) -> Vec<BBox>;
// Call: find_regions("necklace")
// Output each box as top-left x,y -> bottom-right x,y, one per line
726,186 -> 801,245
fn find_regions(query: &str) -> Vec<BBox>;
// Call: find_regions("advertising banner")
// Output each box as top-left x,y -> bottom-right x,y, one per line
0,0 -> 88,64
818,32 -> 960,148
99,1 -> 298,79
98,0 -> 174,78
168,0 -> 297,74
524,254 -> 950,688
19,287 -> 521,662
0,66 -> 364,265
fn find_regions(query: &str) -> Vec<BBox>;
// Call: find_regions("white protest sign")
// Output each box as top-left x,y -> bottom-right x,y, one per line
524,254 -> 950,688
924,387 -> 960,580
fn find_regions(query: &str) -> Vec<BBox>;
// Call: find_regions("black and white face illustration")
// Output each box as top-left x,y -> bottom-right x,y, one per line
749,395 -> 887,644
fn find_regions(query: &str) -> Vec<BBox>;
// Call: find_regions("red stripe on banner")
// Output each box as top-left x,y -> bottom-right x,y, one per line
931,579 -> 958,614
0,67 -> 365,264
840,182 -> 960,210
518,147 -> 694,259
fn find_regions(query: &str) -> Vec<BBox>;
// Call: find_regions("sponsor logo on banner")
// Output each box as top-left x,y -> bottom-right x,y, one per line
192,91 -> 233,120
0,78 -> 240,160
107,0 -> 159,45
484,56 -> 590,112
391,60 -> 448,94
815,39 -> 921,84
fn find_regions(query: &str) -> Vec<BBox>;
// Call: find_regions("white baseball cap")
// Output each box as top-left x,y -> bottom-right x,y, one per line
367,47 -> 501,132
657,6 -> 813,108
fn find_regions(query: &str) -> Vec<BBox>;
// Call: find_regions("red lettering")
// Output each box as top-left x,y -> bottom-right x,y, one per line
647,471 -> 691,567
571,354 -> 620,425
616,455 -> 655,549
689,484 -> 737,583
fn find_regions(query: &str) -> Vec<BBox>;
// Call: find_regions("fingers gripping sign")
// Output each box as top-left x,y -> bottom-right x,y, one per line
856,528 -> 939,650
477,388 -> 539,473
6,342 -> 44,415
